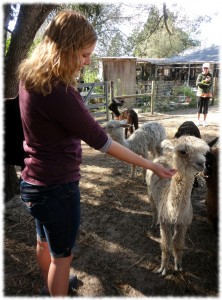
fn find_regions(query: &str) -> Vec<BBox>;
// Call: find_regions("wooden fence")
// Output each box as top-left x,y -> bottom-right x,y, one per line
110,80 -> 155,114
78,78 -> 218,119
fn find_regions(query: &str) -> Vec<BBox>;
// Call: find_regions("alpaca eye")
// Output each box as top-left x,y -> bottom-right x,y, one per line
180,150 -> 186,155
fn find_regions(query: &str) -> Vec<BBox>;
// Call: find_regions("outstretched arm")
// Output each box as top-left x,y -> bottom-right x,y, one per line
106,140 -> 176,179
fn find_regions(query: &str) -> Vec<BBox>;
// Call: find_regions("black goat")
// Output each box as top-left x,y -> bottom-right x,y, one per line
108,98 -> 124,119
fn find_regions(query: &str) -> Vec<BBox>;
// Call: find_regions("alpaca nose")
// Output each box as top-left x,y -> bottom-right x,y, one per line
196,160 -> 205,170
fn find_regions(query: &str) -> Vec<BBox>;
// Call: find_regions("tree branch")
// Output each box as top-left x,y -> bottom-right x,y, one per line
163,2 -> 172,35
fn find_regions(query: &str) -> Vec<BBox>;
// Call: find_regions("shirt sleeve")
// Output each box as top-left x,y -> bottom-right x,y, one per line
98,135 -> 112,153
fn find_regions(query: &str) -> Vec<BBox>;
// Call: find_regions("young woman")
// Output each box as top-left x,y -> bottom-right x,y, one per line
18,10 -> 176,296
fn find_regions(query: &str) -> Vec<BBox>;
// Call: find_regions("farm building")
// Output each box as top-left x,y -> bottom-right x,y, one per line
151,44 -> 220,85
100,44 -> 220,99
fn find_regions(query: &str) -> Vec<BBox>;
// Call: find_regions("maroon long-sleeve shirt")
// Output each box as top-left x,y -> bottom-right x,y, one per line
19,81 -> 111,185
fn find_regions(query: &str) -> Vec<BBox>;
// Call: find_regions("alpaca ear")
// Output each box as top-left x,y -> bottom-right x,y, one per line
161,139 -> 174,151
208,137 -> 219,148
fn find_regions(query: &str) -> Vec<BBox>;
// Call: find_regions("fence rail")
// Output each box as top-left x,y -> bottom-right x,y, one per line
111,81 -> 156,114
78,82 -> 109,120
78,79 -> 218,120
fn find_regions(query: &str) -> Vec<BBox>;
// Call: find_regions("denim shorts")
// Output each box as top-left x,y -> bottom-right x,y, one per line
20,180 -> 80,258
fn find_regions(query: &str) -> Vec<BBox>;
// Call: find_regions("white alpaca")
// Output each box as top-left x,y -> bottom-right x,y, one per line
146,135 -> 210,275
104,120 -> 166,181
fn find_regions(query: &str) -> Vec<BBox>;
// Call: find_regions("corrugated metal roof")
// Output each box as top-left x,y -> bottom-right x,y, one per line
100,56 -> 137,61
157,44 -> 220,64
99,44 -> 220,65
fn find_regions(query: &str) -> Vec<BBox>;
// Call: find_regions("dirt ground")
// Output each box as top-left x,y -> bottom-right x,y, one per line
4,105 -> 220,297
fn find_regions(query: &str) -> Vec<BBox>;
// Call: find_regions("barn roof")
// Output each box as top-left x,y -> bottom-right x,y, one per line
161,44 -> 220,64
100,44 -> 220,65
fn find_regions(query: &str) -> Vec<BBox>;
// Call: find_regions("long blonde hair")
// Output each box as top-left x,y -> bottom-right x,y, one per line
18,10 -> 97,95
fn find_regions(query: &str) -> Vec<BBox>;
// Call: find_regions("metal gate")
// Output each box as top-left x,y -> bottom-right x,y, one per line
78,82 -> 110,120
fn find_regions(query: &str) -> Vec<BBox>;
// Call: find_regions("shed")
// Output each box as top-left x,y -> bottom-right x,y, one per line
101,57 -> 137,97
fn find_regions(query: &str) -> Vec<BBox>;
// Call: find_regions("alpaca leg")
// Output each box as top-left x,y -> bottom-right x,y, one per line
125,128 -> 128,139
142,168 -> 147,183
129,125 -> 133,135
130,164 -> 136,178
148,195 -> 157,228
142,153 -> 148,182
172,224 -> 188,271
157,223 -> 172,276
146,179 -> 157,227
134,120 -> 139,130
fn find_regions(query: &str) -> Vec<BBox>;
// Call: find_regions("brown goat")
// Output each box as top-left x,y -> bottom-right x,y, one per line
119,109 -> 139,138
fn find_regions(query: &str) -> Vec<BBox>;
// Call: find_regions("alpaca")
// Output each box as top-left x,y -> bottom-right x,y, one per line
146,135 -> 210,275
104,120 -> 166,181
174,121 -> 201,139
174,120 -> 201,187
203,137 -> 219,233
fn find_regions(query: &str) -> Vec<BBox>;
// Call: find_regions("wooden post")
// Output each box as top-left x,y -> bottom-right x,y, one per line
212,76 -> 217,106
150,80 -> 155,115
104,81 -> 109,121
110,81 -> 114,119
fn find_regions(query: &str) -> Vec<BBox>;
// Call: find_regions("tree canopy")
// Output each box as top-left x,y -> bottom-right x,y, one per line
125,3 -> 211,58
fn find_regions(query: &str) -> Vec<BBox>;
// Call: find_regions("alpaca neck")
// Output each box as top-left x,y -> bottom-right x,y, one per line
166,171 -> 194,224
169,172 -> 194,201
112,131 -> 129,148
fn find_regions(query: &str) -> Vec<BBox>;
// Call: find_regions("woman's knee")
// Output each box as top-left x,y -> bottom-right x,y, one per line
51,254 -> 73,266
37,239 -> 50,251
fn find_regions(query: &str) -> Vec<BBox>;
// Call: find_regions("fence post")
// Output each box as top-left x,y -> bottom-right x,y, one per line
110,81 -> 115,119
104,81 -> 110,120
150,80 -> 155,115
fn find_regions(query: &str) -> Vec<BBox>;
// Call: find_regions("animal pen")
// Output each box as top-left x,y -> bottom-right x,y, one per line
78,80 -> 209,121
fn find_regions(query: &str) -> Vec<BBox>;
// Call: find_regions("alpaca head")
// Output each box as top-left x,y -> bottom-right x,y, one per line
104,120 -> 130,139
173,136 -> 210,175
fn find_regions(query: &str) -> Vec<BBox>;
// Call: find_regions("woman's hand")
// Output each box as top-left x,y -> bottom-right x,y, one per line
151,162 -> 177,178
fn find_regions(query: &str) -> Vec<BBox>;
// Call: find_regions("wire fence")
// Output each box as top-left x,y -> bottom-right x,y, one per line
78,79 -> 218,121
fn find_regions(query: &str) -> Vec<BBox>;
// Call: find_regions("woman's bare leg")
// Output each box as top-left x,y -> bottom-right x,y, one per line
48,255 -> 73,296
36,239 -> 73,296
36,240 -> 51,291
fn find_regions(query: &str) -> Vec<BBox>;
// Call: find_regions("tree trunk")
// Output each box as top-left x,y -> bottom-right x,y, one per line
4,4 -> 57,98
4,4 -> 57,201
4,166 -> 19,202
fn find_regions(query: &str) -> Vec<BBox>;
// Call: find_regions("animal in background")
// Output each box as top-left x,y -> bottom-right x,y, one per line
108,98 -> 124,119
108,99 -> 139,138
174,121 -> 201,139
104,120 -> 166,182
203,137 -> 219,233
119,109 -> 139,138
